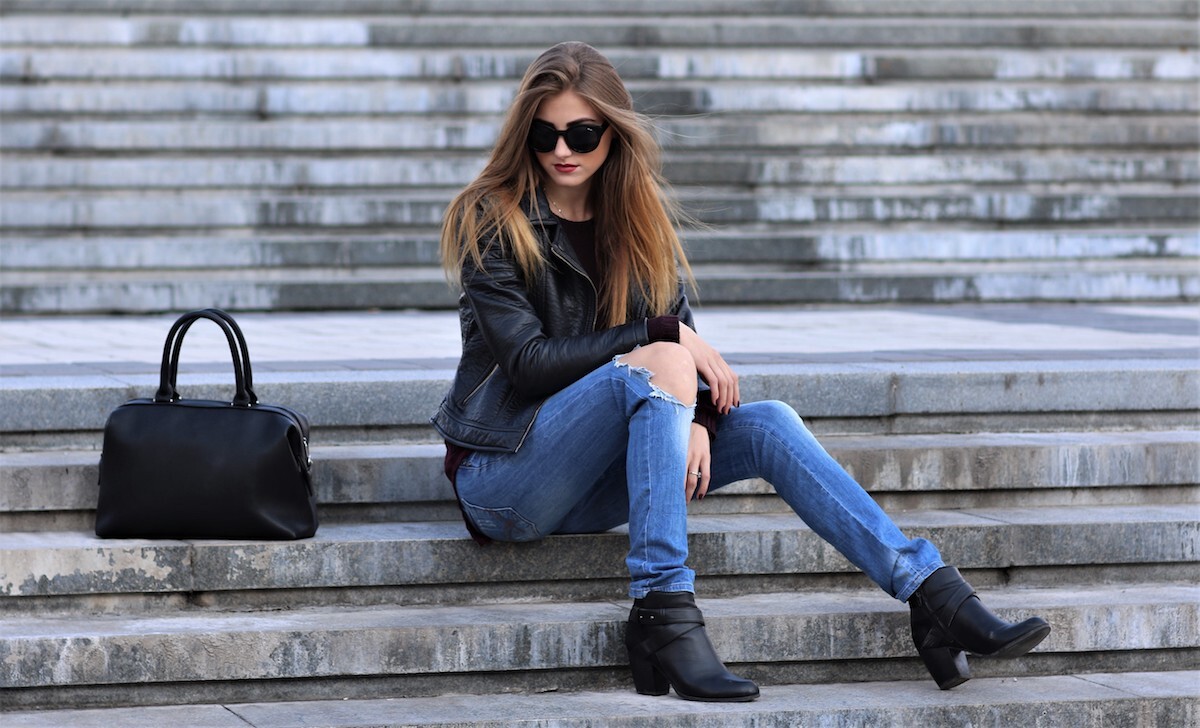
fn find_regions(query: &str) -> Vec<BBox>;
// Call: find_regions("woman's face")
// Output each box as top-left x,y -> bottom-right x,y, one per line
531,88 -> 612,196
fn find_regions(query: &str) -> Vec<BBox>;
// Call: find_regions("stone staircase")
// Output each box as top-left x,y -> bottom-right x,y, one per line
1,0 -> 1197,312
2,303 -> 1198,724
1,1 -> 1199,725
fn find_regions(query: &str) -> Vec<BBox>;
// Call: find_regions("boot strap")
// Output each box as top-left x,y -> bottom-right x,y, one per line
915,567 -> 977,628
636,606 -> 705,626
631,606 -> 705,659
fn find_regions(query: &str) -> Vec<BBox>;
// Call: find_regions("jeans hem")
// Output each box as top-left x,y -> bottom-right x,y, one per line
629,582 -> 695,599
895,559 -> 946,603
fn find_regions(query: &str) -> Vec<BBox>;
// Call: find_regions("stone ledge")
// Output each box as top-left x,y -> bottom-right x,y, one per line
5,358 -> 1196,433
4,117 -> 1195,152
7,152 -> 1196,189
3,670 -> 1195,726
1,506 -> 1195,599
3,49 -> 1197,83
2,0 -> 1197,17
4,265 -> 1200,315
3,82 -> 1195,117
2,230 -> 1197,270
4,191 -> 1198,230
1,17 -> 1196,49
4,431 -> 1197,514
0,586 -> 1195,689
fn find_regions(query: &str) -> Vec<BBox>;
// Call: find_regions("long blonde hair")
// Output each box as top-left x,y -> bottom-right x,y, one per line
440,41 -> 693,328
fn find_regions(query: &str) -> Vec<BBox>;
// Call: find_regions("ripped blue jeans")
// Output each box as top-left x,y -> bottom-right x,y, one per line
453,357 -> 944,600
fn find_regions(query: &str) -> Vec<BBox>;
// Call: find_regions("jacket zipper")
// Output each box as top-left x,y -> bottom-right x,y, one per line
514,401 -> 544,452
512,246 -> 600,453
463,363 -> 499,404
550,245 -> 599,332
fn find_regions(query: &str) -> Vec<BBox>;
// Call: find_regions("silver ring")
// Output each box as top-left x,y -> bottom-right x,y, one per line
689,470 -> 702,478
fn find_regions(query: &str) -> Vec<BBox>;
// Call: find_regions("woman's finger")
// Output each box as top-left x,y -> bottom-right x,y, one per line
697,450 -> 712,500
698,360 -> 721,406
686,424 -> 710,500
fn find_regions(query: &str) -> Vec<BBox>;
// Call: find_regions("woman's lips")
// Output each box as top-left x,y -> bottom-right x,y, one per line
555,164 -> 578,173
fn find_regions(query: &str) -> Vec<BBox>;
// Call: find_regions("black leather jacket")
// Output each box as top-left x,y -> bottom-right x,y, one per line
431,189 -> 695,453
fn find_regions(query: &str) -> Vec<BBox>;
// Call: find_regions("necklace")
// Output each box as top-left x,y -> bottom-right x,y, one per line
544,188 -> 584,221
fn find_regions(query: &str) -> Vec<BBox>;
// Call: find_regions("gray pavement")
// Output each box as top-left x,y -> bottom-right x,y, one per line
2,303 -> 1197,378
2,671 -> 1196,728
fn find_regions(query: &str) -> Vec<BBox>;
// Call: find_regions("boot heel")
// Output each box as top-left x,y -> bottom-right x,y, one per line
918,644 -> 971,690
628,653 -> 669,695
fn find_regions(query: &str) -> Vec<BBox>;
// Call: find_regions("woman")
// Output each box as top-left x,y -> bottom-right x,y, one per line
432,41 -> 1050,703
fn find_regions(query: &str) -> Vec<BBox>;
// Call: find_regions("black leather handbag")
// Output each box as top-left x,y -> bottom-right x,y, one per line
95,308 -> 318,539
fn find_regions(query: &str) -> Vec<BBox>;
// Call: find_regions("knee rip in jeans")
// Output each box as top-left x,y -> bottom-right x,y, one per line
612,355 -> 691,408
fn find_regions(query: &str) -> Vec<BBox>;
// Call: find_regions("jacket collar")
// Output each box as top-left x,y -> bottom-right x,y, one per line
525,186 -> 557,229
525,186 -> 594,279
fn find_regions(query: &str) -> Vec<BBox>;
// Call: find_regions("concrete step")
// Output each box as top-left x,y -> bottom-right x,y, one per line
5,48 -> 1197,83
1,16 -> 1196,49
683,230 -> 1200,264
6,430 -> 1196,532
2,230 -> 1197,271
2,506 -> 1195,609
1,671 -> 1195,728
3,0 -> 1197,18
3,190 -> 1196,231
4,258 -> 1198,314
0,585 -> 1195,707
4,81 -> 1195,116
688,259 -> 1200,305
5,153 -> 1196,190
2,343 -> 1196,440
5,115 -> 1195,152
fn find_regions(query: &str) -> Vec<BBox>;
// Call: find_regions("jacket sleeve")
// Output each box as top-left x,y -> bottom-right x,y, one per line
461,241 -> 652,398
671,282 -> 696,330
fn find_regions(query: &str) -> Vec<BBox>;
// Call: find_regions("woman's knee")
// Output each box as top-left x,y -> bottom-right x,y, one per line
737,399 -> 807,437
618,342 -> 696,404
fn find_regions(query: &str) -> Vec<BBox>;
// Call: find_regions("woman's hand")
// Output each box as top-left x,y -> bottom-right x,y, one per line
685,422 -> 711,501
679,323 -> 739,414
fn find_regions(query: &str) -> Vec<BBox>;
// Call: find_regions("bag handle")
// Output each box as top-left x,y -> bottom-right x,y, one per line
154,309 -> 254,406
166,308 -> 259,404
202,308 -> 257,400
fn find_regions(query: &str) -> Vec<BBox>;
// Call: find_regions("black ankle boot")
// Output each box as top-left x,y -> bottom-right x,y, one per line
907,566 -> 1051,690
624,591 -> 759,702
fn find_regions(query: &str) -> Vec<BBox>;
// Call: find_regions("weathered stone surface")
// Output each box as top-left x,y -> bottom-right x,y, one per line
3,48 -> 1196,83
1,586 -> 1194,688
2,1 -> 1196,323
2,359 -> 1195,432
0,671 -> 1194,725
2,231 -> 1196,271
2,0 -> 1197,16
1,16 -> 1195,48
2,506 -> 1193,598
4,117 -> 1196,153
6,191 -> 1197,230
3,82 -> 1196,117
6,153 -> 1196,190
5,431 -> 1193,517
0,531 -> 193,597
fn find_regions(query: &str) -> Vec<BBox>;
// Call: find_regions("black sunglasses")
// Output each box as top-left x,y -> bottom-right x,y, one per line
527,119 -> 610,154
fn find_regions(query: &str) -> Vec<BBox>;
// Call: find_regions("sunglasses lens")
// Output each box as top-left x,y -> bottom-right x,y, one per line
565,126 -> 602,153
527,122 -> 558,153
